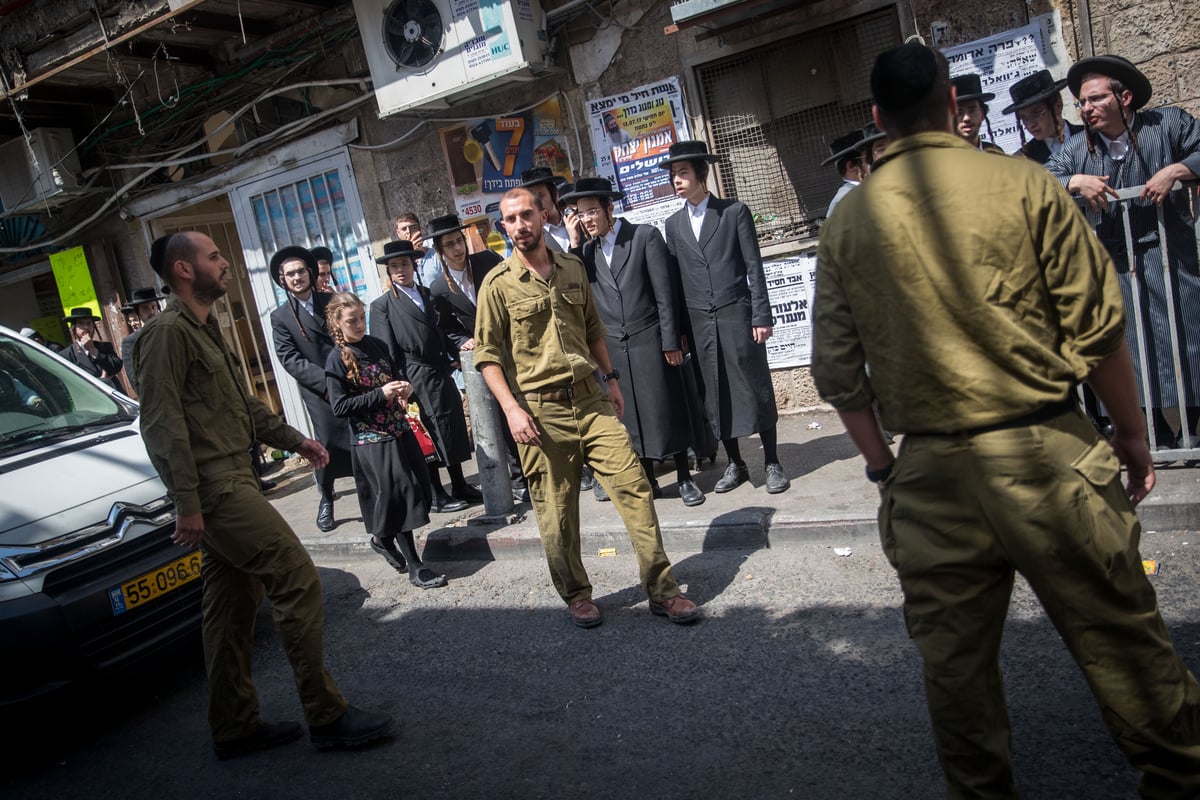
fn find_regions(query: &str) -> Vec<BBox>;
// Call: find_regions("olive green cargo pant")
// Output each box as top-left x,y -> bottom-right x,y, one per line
517,385 -> 681,605
199,459 -> 347,743
880,408 -> 1200,798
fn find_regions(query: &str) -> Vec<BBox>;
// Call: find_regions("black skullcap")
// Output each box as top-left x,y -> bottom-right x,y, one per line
149,234 -> 172,278
871,43 -> 942,113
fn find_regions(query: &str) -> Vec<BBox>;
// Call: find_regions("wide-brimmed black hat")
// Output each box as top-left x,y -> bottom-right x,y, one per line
657,140 -> 721,169
310,246 -> 333,263
427,214 -> 469,241
952,73 -> 995,104
520,167 -> 558,190
129,286 -> 166,306
269,246 -> 318,289
1002,69 -> 1069,114
64,307 -> 101,324
858,121 -> 886,148
559,177 -> 625,204
1067,54 -> 1151,111
375,240 -> 422,265
820,129 -> 866,167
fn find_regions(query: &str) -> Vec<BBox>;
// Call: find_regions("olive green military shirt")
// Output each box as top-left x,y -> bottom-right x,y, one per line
473,250 -> 606,392
134,297 -> 304,515
813,131 -> 1126,434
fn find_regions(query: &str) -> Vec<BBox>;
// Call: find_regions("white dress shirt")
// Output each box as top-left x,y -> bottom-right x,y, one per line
599,218 -> 622,265
687,194 -> 710,240
1099,130 -> 1131,161
395,283 -> 425,312
447,266 -> 476,305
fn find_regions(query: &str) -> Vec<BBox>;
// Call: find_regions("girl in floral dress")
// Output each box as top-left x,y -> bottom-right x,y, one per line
324,292 -> 445,589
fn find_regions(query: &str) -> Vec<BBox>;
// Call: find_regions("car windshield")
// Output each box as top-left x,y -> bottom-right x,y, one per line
0,332 -> 137,457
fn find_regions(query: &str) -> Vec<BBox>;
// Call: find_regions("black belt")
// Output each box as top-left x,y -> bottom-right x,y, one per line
516,376 -> 596,403
911,400 -> 1076,437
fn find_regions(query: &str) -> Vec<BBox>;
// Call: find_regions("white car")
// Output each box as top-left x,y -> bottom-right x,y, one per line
0,325 -> 200,706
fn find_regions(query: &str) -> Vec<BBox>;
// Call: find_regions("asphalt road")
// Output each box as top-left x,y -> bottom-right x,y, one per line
6,531 -> 1200,799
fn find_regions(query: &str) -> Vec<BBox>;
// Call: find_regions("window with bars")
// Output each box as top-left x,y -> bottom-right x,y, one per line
697,8 -> 902,245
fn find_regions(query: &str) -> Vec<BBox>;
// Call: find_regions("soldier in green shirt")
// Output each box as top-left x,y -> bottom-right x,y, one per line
474,188 -> 699,629
814,44 -> 1200,797
134,231 -> 393,759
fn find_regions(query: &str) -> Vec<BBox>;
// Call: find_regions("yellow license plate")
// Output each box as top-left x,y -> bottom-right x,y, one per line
109,552 -> 202,616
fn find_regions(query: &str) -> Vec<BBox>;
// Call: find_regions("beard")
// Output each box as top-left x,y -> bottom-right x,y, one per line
193,268 -> 228,304
513,225 -> 543,253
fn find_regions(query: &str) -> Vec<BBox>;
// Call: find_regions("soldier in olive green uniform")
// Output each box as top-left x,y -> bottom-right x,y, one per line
135,231 -> 393,759
474,189 -> 699,629
813,45 -> 1200,797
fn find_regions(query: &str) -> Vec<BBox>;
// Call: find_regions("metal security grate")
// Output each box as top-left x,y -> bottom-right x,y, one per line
697,9 -> 901,244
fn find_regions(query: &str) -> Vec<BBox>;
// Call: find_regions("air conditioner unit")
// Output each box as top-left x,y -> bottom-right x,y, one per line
352,0 -> 551,118
0,127 -> 84,214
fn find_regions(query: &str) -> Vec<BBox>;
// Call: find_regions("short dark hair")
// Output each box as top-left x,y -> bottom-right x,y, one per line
150,232 -> 197,287
871,44 -> 952,139
835,153 -> 861,177
502,186 -> 542,211
396,212 -> 419,226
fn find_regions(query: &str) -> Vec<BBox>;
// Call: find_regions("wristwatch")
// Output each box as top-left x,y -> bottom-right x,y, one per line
865,463 -> 894,484
602,370 -> 620,382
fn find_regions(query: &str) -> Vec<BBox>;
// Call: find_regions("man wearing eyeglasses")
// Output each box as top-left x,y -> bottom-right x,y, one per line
1047,55 -> 1200,449
1002,69 -> 1082,165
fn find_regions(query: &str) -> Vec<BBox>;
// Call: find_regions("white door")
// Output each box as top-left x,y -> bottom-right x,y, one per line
229,150 -> 376,438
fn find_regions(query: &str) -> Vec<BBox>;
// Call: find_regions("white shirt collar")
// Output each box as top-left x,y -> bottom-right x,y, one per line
1099,129 -> 1131,161
600,219 -> 622,263
394,282 -> 424,310
687,194 -> 710,217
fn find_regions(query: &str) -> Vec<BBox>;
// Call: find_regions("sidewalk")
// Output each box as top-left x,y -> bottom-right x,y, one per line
267,410 -> 1200,561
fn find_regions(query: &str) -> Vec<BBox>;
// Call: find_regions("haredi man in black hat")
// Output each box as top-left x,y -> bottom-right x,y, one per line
310,246 -> 337,293
1047,54 -> 1200,447
951,73 -> 1004,153
815,40 -> 1200,796
62,306 -> 123,391
268,244 -> 354,532
658,140 -> 789,495
821,128 -> 866,217
1003,69 -> 1081,164
120,287 -> 167,392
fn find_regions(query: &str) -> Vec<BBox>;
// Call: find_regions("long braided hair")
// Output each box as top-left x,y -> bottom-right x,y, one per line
325,291 -> 365,384
433,230 -> 472,296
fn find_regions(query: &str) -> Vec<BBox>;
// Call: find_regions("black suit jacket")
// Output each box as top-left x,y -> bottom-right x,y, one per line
62,340 -> 123,392
428,250 -> 503,349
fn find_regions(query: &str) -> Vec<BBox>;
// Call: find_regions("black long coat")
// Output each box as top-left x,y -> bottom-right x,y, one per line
664,196 -> 778,440
428,250 -> 503,349
269,293 -> 352,488
62,340 -> 123,392
582,221 -> 692,459
369,285 -> 471,466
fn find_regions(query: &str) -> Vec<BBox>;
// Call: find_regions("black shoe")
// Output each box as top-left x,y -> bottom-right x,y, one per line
310,706 -> 394,751
713,463 -> 749,493
258,477 -> 278,492
452,484 -> 484,504
580,466 -> 595,492
764,463 -> 791,494
316,499 -> 335,532
409,567 -> 448,589
370,537 -> 407,574
678,480 -> 705,507
433,493 -> 468,513
215,720 -> 303,760
593,481 -> 610,502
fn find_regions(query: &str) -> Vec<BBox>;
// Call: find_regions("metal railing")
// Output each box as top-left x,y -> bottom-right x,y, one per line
1076,180 -> 1200,461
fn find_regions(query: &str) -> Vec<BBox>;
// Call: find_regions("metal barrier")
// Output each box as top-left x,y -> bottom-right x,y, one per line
1077,180 -> 1200,461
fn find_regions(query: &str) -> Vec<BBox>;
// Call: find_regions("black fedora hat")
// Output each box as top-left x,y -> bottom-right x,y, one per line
1067,54 -> 1151,111
1002,69 -> 1069,114
64,307 -> 102,323
310,246 -> 333,263
951,73 -> 995,104
520,166 -> 558,189
559,177 -> 624,204
129,286 -> 166,306
269,246 -> 318,289
375,240 -> 422,265
427,214 -> 469,241
820,129 -> 866,167
657,140 -> 721,170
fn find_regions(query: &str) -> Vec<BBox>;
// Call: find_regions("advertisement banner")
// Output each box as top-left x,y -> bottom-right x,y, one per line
944,11 -> 1073,155
763,253 -> 817,369
439,97 -> 571,256
49,246 -> 100,319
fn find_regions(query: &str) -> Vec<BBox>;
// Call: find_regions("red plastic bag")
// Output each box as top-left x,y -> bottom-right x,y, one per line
405,402 -> 438,463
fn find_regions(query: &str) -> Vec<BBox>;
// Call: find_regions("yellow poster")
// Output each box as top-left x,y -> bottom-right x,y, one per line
49,246 -> 99,317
